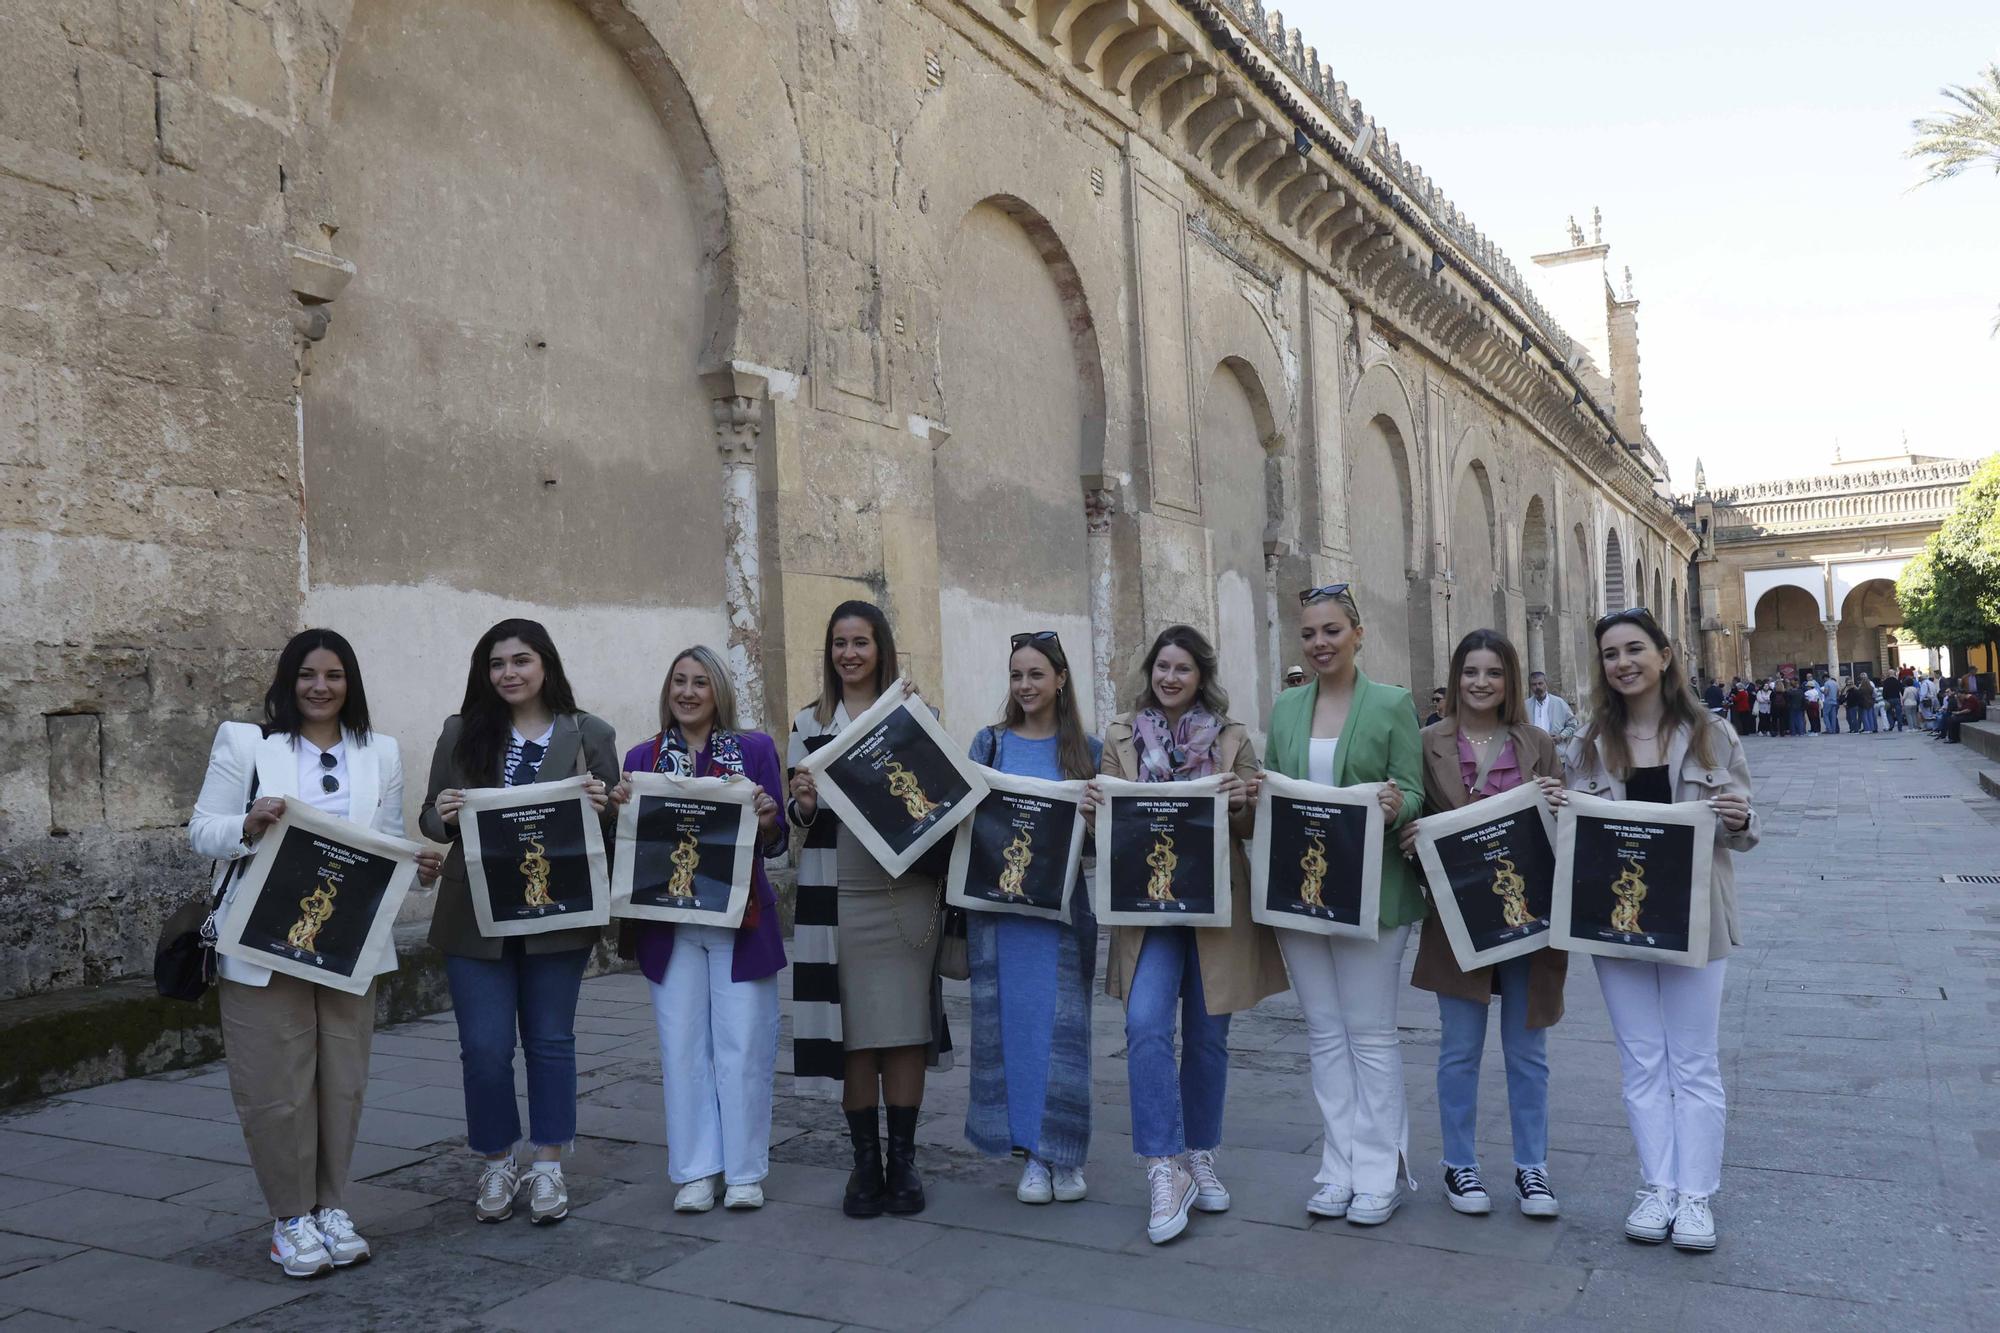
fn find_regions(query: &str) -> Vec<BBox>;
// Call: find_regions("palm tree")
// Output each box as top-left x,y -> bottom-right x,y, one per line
1908,64 -> 2000,334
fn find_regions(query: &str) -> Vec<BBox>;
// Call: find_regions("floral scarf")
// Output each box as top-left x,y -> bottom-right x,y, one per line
1134,704 -> 1222,782
654,724 -> 746,779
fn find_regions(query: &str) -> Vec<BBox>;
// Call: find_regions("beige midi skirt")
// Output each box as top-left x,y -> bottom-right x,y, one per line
836,833 -> 939,1051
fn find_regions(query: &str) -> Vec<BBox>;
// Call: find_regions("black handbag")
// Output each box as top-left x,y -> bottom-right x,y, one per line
155,772 -> 259,1001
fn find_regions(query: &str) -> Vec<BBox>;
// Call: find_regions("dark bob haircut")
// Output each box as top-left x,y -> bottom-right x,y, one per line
262,628 -> 371,741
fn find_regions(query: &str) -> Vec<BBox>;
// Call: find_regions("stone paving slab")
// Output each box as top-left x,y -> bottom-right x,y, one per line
0,731 -> 1994,1330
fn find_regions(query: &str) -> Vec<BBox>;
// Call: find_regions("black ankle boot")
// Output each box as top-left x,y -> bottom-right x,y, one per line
843,1107 -> 886,1218
883,1105 -> 925,1215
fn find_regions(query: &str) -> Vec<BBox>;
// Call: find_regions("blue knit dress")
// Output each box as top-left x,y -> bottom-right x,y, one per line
963,728 -> 1100,1168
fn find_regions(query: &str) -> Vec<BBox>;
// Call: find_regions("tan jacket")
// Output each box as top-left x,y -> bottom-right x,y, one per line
1101,714 -> 1290,1016
1562,712 -> 1758,963
1407,720 -> 1569,1028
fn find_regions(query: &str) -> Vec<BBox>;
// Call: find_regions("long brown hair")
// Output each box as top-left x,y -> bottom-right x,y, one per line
1581,608 -> 1716,775
1441,628 -> 1526,726
1130,624 -> 1230,717
995,634 -> 1096,780
814,599 -> 899,727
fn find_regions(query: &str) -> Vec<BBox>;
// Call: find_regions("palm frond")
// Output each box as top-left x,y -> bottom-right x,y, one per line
1908,63 -> 2000,184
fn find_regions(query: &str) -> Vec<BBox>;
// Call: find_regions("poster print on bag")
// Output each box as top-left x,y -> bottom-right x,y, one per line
1092,775 -> 1231,927
798,686 -> 990,879
945,767 -> 1088,924
1552,792 -> 1713,968
213,803 -> 421,994
613,773 -> 758,927
1249,773 -> 1382,939
1411,781 -> 1558,971
460,776 -> 611,937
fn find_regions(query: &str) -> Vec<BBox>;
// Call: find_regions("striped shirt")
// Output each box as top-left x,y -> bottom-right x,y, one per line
504,724 -> 554,787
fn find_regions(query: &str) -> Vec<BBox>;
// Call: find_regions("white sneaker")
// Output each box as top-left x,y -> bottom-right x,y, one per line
1624,1186 -> 1676,1243
674,1176 -> 719,1213
526,1162 -> 568,1224
1306,1183 -> 1352,1219
269,1216 -> 332,1278
475,1156 -> 520,1223
312,1207 -> 371,1266
1016,1157 -> 1054,1205
1052,1165 -> 1087,1202
723,1183 -> 765,1210
1671,1193 -> 1717,1251
1186,1149 -> 1230,1212
1144,1157 -> 1196,1244
1346,1187 -> 1403,1226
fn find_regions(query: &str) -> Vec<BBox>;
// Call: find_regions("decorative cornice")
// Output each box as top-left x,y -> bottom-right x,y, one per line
1696,457 -> 1981,506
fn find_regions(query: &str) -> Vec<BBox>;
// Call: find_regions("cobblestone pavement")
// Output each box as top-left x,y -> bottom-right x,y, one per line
2,730 -> 1995,1331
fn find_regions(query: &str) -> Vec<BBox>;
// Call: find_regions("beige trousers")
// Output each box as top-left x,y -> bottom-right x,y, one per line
218,975 -> 376,1218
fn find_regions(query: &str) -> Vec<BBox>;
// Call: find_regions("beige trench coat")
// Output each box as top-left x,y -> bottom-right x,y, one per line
1100,714 -> 1290,1016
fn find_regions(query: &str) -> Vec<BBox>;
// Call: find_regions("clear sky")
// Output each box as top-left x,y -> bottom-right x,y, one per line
1279,1 -> 2000,488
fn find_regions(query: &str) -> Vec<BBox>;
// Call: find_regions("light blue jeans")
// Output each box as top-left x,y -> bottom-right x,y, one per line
1435,956 -> 1549,1171
1125,928 -> 1230,1159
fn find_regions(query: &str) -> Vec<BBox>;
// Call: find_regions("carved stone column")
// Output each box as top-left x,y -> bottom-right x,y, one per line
1085,482 -> 1122,729
1525,605 -> 1549,681
1822,618 -> 1840,677
703,370 -> 770,729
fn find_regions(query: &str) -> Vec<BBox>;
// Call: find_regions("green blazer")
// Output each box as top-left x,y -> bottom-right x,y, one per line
1266,670 -> 1427,929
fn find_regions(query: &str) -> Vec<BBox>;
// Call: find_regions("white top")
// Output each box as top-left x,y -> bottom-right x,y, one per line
294,738 -> 352,819
1308,737 -> 1339,786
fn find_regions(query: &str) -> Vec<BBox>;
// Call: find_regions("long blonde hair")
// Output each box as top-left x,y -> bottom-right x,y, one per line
659,645 -> 739,733
1581,608 -> 1716,775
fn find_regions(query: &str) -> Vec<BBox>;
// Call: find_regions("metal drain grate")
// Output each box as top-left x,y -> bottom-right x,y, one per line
1904,794 -> 1956,800
1942,874 -> 2000,884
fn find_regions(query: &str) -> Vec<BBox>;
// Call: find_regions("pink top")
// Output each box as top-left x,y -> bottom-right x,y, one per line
1455,733 -> 1522,798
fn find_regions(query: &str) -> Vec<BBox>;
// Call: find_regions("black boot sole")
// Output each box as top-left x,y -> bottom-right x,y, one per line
883,1195 -> 925,1215
843,1198 -> 885,1218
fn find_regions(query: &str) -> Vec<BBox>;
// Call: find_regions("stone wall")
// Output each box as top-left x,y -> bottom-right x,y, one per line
1,0 -> 1700,999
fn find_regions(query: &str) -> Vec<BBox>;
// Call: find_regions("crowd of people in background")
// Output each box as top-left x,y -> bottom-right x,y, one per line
1690,664 -> 1993,745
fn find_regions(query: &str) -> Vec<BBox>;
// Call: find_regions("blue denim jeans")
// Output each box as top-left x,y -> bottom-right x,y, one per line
1435,957 -> 1549,1171
444,943 -> 591,1155
1125,928 -> 1230,1158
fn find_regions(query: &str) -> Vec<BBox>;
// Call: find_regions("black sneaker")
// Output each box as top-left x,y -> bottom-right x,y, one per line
1515,1166 -> 1559,1219
1442,1164 -> 1490,1215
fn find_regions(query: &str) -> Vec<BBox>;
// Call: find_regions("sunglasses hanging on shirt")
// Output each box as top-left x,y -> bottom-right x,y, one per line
318,750 -> 340,795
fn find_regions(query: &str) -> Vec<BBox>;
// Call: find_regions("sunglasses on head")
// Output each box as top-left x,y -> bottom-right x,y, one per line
317,749 -> 339,795
1298,582 -> 1351,605
1011,630 -> 1060,649
1595,606 -> 1653,635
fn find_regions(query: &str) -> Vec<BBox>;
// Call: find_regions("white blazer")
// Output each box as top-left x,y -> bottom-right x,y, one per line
188,721 -> 405,987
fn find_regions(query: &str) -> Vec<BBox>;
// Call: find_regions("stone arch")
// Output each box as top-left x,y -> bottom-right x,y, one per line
1652,567 -> 1665,623
935,197 -> 1101,736
1569,519 -> 1595,690
1345,362 -> 1430,691
1604,528 -> 1626,612
1669,577 -> 1682,649
1750,587 -> 1823,676
1743,568 -> 1827,627
1200,358 -> 1280,723
1838,579 -> 1903,673
303,0 -> 734,778
1449,456 -> 1503,642
1521,494 -> 1553,682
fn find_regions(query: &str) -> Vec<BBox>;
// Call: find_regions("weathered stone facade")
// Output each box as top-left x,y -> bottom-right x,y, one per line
1,0 -> 1698,999
1686,452 -> 1987,681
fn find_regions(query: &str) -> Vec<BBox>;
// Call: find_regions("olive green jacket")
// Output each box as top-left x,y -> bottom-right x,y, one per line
1265,670 -> 1427,929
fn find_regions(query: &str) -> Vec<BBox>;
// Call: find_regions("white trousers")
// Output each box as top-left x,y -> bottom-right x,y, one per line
1593,956 -> 1728,1198
1278,925 -> 1412,1196
649,924 -> 780,1186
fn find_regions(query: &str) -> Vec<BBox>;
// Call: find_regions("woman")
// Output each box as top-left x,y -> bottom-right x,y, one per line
1753,681 -> 1770,735
1402,629 -> 1565,1219
963,630 -> 1102,1204
421,619 -> 616,1226
1088,624 -> 1287,1246
1556,607 -> 1755,1252
787,600 -> 950,1219
1802,680 -> 1821,735
189,629 -> 442,1278
609,646 -> 787,1213
1264,585 -> 1424,1226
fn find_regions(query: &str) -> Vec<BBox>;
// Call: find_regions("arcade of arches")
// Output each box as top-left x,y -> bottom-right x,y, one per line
3,0 -> 1701,996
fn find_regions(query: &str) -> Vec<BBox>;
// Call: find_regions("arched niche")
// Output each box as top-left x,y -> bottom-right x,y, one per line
303,0 -> 732,786
1838,579 -> 1903,670
1449,457 -> 1502,642
935,196 -> 1102,738
1199,358 -> 1279,724
1604,529 -> 1626,612
1750,586 -> 1824,676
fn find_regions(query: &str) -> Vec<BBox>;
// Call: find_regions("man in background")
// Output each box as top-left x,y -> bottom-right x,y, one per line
1527,671 -> 1575,740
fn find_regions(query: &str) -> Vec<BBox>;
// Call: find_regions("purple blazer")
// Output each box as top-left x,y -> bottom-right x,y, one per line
622,729 -> 788,984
